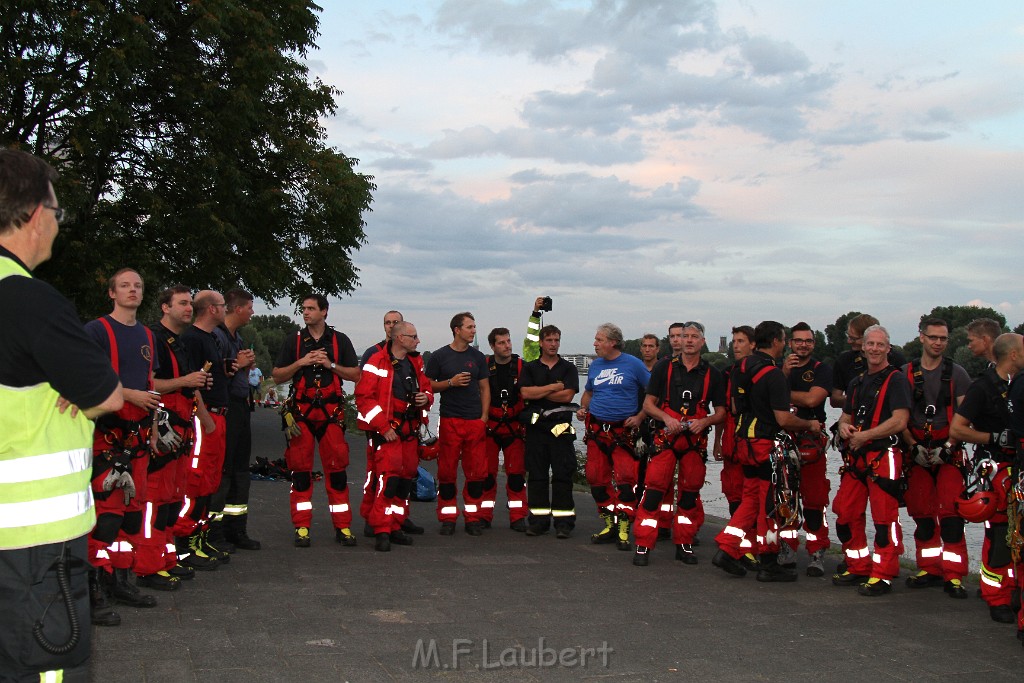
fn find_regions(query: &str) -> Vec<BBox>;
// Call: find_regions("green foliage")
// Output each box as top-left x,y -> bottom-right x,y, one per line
702,352 -> 729,370
921,305 -> 1006,331
2,1 -> 374,318
824,311 -> 861,358
247,314 -> 300,373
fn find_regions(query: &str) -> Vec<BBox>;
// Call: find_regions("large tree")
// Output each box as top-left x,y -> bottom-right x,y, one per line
1,1 -> 374,317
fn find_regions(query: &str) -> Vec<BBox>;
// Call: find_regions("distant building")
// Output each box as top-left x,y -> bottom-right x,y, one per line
561,354 -> 595,374
718,336 -> 727,353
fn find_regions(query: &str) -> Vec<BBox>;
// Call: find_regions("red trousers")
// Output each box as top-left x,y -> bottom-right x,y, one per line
831,448 -> 904,580
436,417 -> 487,523
904,462 -> 967,580
585,432 -> 639,522
779,453 -> 832,554
368,437 -> 418,534
88,428 -> 150,571
636,447 -> 705,549
172,412 -> 225,537
285,414 -> 351,530
133,457 -> 183,576
714,438 -> 777,558
482,435 -> 528,524
360,439 -> 379,523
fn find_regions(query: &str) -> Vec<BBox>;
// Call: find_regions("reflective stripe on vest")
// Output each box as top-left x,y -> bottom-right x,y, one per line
0,257 -> 96,549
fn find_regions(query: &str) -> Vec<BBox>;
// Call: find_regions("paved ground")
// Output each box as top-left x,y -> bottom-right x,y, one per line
90,409 -> 1024,682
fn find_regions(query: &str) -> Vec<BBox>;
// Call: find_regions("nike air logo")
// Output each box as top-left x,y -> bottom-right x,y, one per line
593,369 -> 624,386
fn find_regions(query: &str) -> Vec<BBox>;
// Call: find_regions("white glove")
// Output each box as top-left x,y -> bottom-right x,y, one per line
155,408 -> 182,454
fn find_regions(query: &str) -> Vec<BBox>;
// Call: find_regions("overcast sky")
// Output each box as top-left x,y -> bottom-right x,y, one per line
265,0 -> 1023,356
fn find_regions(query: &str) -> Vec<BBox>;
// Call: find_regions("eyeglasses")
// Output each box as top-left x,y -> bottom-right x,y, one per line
41,204 -> 65,223
210,302 -> 227,308
922,334 -> 949,343
683,321 -> 704,334
846,334 -> 862,342
790,338 -> 814,345
400,333 -> 419,340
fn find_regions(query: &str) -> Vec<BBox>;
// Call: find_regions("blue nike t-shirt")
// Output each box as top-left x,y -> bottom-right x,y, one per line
586,353 -> 650,421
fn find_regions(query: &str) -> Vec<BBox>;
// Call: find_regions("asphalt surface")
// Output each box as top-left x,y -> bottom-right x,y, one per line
90,408 -> 1024,682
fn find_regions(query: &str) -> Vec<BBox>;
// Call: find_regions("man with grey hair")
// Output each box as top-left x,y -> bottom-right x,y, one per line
832,324 -> 912,596
577,323 -> 650,550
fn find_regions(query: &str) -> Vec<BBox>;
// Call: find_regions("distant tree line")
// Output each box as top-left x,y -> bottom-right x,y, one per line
624,305 -> 1018,377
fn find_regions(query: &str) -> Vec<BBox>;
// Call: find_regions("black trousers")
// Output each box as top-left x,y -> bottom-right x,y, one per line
0,535 -> 90,683
210,395 -> 253,518
525,425 -> 577,530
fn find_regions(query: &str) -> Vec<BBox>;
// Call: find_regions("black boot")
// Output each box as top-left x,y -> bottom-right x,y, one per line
89,569 -> 121,627
225,514 -> 262,550
206,519 -> 236,554
109,568 -> 158,608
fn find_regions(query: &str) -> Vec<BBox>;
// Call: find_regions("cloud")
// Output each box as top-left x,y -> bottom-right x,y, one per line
739,36 -> 812,75
901,129 -> 950,142
417,125 -> 645,165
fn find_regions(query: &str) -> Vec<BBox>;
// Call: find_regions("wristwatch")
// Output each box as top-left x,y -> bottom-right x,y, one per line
330,362 -> 336,370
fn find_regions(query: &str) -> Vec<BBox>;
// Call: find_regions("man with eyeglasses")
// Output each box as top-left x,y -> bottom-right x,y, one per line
178,290 -> 235,568
830,313 -> 907,410
1,148 -> 123,680
272,294 -> 360,547
635,322 -> 725,566
425,312 -> 490,536
777,322 -> 833,577
359,311 -> 426,537
482,327 -> 529,531
900,317 -> 971,598
356,321 -> 433,551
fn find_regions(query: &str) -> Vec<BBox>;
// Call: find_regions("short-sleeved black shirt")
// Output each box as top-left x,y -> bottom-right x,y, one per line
275,326 -> 358,391
151,322 -> 196,399
788,359 -> 833,422
843,366 -> 913,424
732,351 -> 790,439
0,248 -> 119,408
956,367 -> 1011,434
833,347 -> 907,397
181,325 -> 230,408
645,357 -> 726,419
520,356 -> 580,425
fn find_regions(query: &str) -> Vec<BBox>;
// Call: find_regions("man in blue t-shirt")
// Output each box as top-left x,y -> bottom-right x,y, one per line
425,312 -> 491,535
577,323 -> 650,550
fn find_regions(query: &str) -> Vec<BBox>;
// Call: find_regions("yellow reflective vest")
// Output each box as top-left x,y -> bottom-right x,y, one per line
0,256 -> 95,549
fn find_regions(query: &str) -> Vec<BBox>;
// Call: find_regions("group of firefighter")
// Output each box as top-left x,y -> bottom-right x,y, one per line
85,274 -> 1024,650
462,309 -> 1024,649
